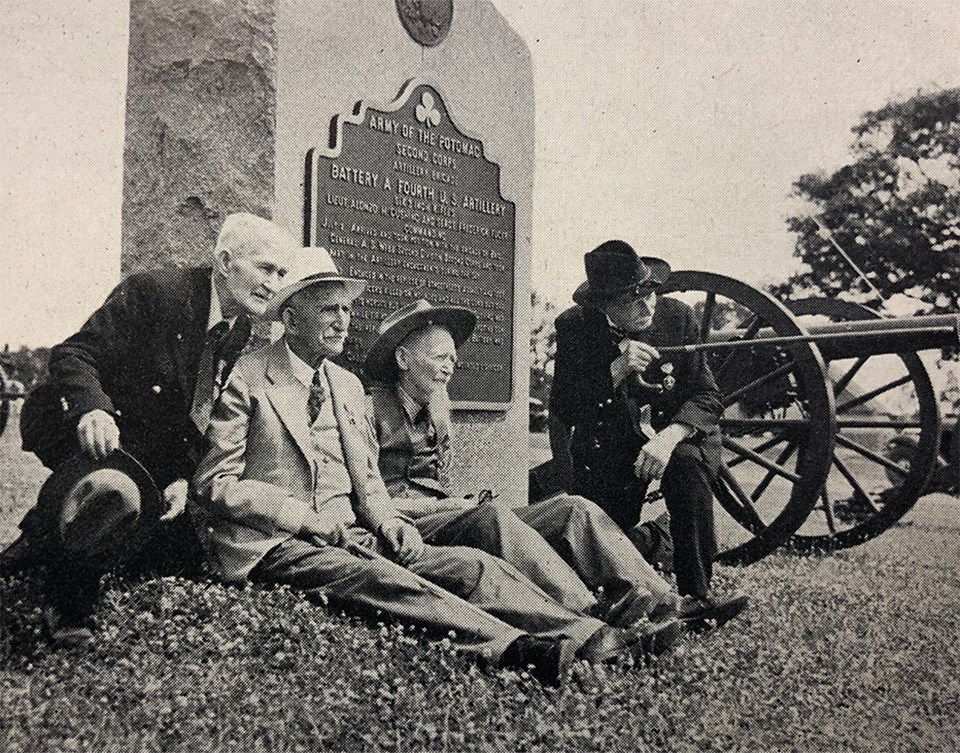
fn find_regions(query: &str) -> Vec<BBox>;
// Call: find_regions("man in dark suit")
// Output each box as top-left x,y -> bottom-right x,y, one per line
549,239 -> 748,629
12,213 -> 297,646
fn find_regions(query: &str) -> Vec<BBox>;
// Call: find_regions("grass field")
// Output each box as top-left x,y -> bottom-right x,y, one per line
2,409 -> 959,752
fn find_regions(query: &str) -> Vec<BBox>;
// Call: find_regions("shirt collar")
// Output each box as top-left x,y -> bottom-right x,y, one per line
285,341 -> 322,388
208,273 -> 238,332
396,383 -> 426,424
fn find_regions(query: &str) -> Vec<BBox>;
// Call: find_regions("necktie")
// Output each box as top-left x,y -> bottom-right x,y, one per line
307,367 -> 327,424
190,321 -> 231,432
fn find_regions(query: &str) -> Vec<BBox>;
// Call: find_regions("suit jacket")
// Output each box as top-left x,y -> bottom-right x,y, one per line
550,299 -> 722,492
192,340 -> 400,581
20,267 -> 251,492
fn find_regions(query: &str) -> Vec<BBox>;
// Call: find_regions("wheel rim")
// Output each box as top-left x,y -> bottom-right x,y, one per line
660,272 -> 835,565
785,298 -> 941,552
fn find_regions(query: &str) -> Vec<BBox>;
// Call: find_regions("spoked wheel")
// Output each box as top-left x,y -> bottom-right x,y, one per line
659,272 -> 835,565
785,298 -> 942,552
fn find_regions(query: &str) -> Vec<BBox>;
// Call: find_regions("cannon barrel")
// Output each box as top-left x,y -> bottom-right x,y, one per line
667,313 -> 960,357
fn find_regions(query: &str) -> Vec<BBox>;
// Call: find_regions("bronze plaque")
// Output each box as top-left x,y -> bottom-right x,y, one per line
395,0 -> 453,47
305,81 -> 515,408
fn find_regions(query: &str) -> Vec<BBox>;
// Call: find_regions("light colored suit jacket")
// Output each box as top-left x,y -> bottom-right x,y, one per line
192,340 -> 399,581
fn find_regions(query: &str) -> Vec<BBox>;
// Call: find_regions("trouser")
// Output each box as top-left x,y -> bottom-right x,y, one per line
413,497 -> 597,613
249,527 -> 605,663
577,443 -> 717,599
514,493 -> 673,599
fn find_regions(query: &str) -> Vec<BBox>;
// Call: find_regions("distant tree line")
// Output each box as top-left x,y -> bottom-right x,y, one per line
1,345 -> 50,391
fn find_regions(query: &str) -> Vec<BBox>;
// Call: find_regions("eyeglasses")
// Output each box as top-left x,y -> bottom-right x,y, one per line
613,283 -> 657,302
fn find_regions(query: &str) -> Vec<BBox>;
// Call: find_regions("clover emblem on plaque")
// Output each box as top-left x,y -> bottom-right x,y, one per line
415,91 -> 442,127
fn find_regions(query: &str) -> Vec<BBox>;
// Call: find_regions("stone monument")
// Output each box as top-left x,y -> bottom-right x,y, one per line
122,0 -> 534,501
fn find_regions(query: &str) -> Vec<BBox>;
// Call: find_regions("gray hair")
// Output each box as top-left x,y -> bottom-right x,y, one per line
214,213 -> 298,260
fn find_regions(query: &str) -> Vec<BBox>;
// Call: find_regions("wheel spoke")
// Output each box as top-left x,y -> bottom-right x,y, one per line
831,452 -> 881,514
715,316 -> 764,382
835,434 -> 909,478
717,463 -> 767,530
723,360 -> 797,408
727,432 -> 789,468
836,374 -> 913,414
722,437 -> 802,483
832,356 -> 869,395
751,443 -> 797,502
820,488 -> 837,534
700,292 -> 716,342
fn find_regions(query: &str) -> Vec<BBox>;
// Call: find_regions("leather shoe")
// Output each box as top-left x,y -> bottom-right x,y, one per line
605,585 -> 681,628
43,606 -> 94,649
577,621 -> 683,666
679,594 -> 749,633
501,634 -> 576,686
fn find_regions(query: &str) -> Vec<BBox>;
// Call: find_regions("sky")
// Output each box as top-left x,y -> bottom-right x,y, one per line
1,0 -> 958,347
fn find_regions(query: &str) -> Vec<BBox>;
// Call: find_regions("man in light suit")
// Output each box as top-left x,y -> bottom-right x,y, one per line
192,250 -> 683,684
366,299 -> 682,628
10,213 -> 297,647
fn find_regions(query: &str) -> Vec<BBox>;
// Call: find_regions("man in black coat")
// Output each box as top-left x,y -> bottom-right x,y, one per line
549,240 -> 748,628
12,213 -> 297,646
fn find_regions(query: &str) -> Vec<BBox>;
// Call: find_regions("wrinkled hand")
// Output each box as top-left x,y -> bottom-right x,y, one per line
160,478 -> 189,521
619,340 -> 660,374
380,519 -> 425,565
634,431 -> 681,482
611,340 -> 661,388
76,409 -> 120,460
302,517 -> 348,548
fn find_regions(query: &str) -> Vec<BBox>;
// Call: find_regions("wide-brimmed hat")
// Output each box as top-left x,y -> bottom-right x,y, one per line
265,246 -> 367,319
572,240 -> 671,307
364,299 -> 477,382
37,449 -> 162,536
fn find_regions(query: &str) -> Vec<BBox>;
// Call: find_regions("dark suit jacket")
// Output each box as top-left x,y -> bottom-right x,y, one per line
549,298 -> 722,495
21,267 -> 250,492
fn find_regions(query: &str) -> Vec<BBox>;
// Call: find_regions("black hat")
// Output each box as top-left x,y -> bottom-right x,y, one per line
572,240 -> 671,307
37,449 -> 161,541
365,299 -> 477,382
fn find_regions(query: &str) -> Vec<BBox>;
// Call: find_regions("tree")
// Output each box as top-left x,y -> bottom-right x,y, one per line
776,88 -> 960,315
529,291 -> 558,427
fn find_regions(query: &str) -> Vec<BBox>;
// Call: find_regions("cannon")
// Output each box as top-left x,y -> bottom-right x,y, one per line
531,271 -> 958,566
654,272 -> 958,565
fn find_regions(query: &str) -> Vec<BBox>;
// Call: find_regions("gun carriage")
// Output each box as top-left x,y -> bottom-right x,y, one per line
653,271 -> 959,565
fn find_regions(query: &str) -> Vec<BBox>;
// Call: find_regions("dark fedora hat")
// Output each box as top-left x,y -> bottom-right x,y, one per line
365,299 -> 477,382
572,240 -> 671,307
36,449 -> 162,542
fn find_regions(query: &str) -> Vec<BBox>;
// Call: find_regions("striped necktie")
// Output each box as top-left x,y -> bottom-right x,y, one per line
307,366 -> 327,424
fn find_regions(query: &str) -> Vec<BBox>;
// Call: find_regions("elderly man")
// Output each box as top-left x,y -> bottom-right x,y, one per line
192,251 -> 682,685
11,213 -> 297,646
366,299 -> 683,627
549,239 -> 748,627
